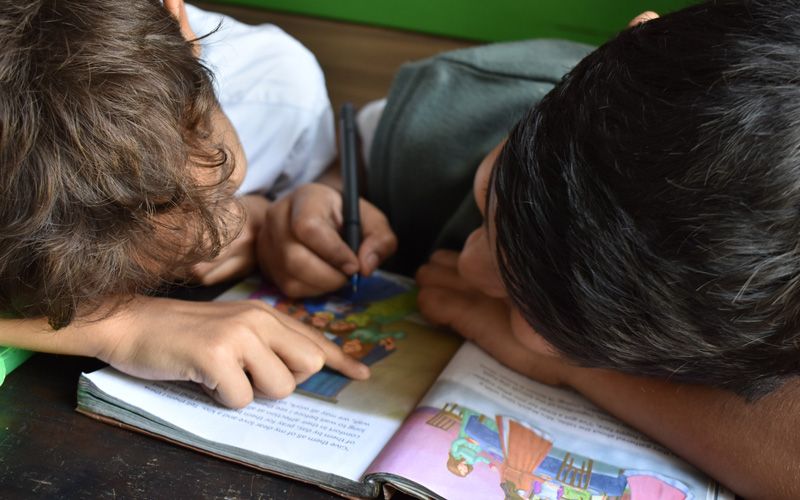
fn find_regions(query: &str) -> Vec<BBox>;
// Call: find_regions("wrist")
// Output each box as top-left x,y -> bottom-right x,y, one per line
62,298 -> 142,360
240,194 -> 271,233
0,298 -> 135,359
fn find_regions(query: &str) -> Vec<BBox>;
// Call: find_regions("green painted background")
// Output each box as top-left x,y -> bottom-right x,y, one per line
208,1 -> 699,45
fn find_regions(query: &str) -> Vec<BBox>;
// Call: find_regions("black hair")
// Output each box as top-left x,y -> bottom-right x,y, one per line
493,0 -> 800,399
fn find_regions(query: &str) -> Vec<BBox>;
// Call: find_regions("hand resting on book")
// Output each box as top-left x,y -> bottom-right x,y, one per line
88,295 -> 370,408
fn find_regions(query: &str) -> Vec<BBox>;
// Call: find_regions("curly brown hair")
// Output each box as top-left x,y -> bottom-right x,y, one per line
0,0 -> 241,328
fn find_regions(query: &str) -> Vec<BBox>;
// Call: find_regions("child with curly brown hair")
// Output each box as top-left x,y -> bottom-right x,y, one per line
0,0 -> 387,408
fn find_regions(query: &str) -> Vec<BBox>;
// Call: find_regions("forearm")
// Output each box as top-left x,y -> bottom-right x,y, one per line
314,160 -> 343,191
0,296 -> 161,361
567,368 -> 800,498
0,314 -> 113,358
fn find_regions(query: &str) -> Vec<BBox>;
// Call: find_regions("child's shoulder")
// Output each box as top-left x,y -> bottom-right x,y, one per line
186,4 -> 326,108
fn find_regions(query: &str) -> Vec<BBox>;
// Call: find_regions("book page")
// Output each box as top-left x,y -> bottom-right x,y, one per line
80,272 -> 461,483
366,342 -> 732,500
83,369 -> 396,480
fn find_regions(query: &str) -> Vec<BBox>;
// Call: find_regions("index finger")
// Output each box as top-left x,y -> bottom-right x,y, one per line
267,306 -> 371,381
311,334 -> 371,382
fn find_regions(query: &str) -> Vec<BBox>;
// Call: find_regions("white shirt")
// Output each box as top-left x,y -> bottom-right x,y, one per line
186,4 -> 335,197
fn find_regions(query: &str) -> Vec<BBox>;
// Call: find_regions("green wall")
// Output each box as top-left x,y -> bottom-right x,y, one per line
208,1 -> 699,45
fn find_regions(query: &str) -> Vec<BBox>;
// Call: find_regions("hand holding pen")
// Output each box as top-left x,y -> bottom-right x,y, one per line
254,103 -> 398,297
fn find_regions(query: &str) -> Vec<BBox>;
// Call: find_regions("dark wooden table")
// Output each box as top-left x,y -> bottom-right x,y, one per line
0,352 -> 343,500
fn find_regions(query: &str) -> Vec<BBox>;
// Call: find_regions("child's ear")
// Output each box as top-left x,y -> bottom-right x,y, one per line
163,0 -> 199,54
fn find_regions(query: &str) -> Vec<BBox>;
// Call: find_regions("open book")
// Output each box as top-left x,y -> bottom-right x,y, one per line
77,272 -> 732,500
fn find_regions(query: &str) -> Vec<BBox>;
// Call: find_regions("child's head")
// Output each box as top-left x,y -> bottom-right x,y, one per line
0,0 -> 242,328
475,0 -> 800,398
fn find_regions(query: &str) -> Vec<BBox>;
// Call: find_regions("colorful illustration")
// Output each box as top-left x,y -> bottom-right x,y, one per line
248,274 -> 415,403
368,404 -> 693,500
446,405 -> 503,477
496,415 -> 554,499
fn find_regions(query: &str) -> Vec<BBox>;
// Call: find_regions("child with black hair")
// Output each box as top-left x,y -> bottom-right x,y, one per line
258,4 -> 800,497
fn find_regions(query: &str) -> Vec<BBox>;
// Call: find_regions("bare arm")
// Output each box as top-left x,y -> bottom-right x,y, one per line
314,159 -> 343,190
567,368 -> 800,499
416,249 -> 800,499
0,316 -> 106,357
0,296 -> 369,408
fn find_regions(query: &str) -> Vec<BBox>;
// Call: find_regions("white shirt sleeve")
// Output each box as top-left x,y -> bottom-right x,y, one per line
185,4 -> 335,198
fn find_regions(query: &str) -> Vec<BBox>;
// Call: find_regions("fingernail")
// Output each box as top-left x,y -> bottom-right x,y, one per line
343,262 -> 359,275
